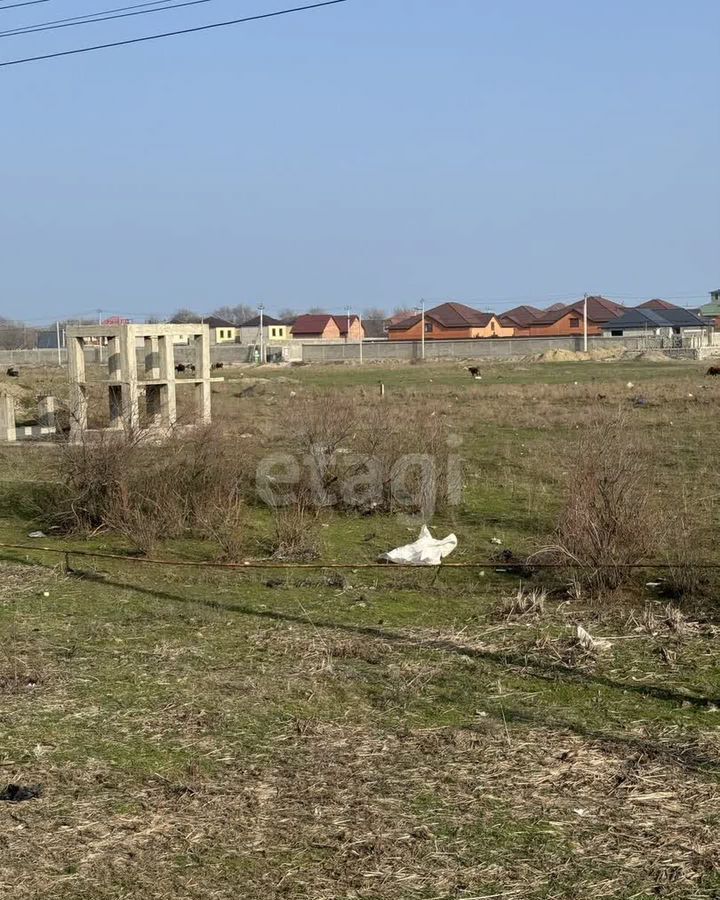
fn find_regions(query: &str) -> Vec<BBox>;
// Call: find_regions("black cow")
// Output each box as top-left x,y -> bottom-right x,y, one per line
706,366 -> 720,376
174,363 -> 186,373
6,366 -> 19,378
467,366 -> 481,379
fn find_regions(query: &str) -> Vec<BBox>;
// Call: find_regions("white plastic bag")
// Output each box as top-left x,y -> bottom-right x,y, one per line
379,525 -> 457,566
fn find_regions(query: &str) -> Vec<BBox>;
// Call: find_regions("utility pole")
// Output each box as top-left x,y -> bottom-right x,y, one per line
358,314 -> 363,364
345,305 -> 351,343
415,299 -> 426,360
583,293 -> 588,353
56,321 -> 62,366
258,304 -> 265,364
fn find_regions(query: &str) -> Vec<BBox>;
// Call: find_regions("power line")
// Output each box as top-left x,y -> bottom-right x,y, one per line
0,0 -> 175,36
0,0 -> 50,10
0,0 -> 349,66
0,0 -> 226,39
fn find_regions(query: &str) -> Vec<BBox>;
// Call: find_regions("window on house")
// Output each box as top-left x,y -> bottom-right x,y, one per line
219,330 -> 224,339
271,328 -> 277,337
611,329 -> 623,336
425,321 -> 433,333
569,318 -> 580,328
490,320 -> 496,332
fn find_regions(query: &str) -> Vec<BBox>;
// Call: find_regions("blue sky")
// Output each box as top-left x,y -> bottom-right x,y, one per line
2,0 -> 718,322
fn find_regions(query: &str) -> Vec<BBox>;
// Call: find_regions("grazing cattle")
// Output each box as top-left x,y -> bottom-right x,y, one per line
211,362 -> 224,370
188,364 -> 196,373
706,366 -> 720,376
174,363 -> 186,373
467,366 -> 481,380
6,366 -> 19,378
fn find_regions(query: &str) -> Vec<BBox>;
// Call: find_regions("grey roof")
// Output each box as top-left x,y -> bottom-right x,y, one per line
604,308 -> 706,330
203,315 -> 235,328
241,314 -> 284,327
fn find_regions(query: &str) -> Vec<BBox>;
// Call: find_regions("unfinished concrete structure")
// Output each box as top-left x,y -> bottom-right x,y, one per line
0,393 -> 57,442
67,324 -> 218,441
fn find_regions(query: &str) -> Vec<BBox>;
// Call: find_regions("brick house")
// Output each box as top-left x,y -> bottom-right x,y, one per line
387,302 -> 514,341
525,296 -> 626,337
291,314 -> 365,341
497,305 -> 544,336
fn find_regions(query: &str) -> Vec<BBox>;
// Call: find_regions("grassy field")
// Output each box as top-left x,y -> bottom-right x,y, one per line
2,356 -> 720,899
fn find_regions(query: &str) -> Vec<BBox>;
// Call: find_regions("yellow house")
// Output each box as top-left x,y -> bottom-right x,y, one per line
239,315 -> 288,343
205,316 -> 237,343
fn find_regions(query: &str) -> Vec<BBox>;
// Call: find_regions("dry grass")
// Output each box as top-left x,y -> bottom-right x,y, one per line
5,721 -> 720,899
2,359 -> 720,899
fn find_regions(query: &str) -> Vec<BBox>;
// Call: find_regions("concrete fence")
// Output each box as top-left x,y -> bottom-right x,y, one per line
0,333 -> 713,369
300,334 -> 652,363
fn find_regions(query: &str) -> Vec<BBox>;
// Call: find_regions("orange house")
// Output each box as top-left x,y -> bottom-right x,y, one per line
498,304 -> 544,336
387,302 -> 514,340
291,314 -> 365,341
525,296 -> 626,337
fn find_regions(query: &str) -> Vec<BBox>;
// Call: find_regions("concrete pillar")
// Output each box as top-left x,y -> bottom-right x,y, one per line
68,336 -> 87,441
0,392 -> 16,442
119,325 -> 139,431
157,335 -> 177,427
37,396 -> 56,430
193,330 -> 211,424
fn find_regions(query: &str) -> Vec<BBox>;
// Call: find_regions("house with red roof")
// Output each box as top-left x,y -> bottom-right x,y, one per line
497,305 -> 544,336
636,298 -> 679,311
387,302 -> 513,340
290,314 -> 364,341
524,296 -> 626,337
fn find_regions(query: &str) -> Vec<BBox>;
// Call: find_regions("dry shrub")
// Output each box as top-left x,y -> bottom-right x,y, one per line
549,414 -> 657,591
659,496 -> 713,601
268,497 -> 321,561
273,396 -> 458,518
53,426 -> 252,557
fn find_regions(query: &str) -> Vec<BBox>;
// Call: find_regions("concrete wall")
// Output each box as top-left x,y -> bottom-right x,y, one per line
0,333 -> 700,369
300,335 -> 651,362
0,348 -> 67,366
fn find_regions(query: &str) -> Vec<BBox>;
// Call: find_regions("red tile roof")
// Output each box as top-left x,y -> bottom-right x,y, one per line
532,296 -> 626,326
498,305 -> 544,327
637,298 -> 679,311
292,314 -> 359,336
388,302 -> 495,331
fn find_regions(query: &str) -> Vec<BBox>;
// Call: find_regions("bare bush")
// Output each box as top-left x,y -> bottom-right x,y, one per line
269,397 -> 458,518
659,501 -> 712,601
548,415 -> 657,591
268,498 -> 321,561
52,426 -> 252,557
